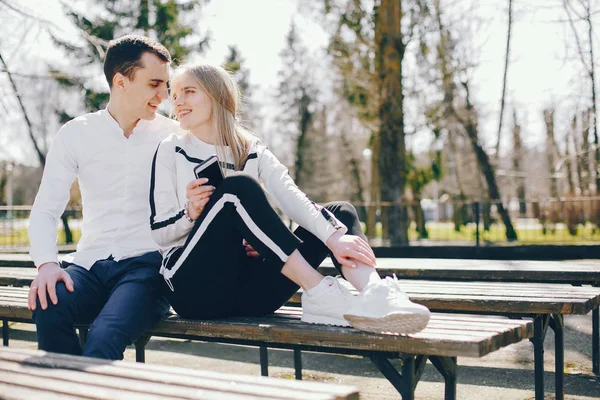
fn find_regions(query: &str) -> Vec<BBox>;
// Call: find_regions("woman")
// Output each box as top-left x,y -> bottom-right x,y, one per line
149,64 -> 430,335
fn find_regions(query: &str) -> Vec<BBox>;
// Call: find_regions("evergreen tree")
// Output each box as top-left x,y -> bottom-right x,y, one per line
275,22 -> 320,190
49,0 -> 208,121
222,45 -> 262,131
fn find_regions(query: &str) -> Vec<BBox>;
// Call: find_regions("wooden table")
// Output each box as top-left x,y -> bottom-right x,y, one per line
319,258 -> 600,376
0,347 -> 359,399
290,279 -> 600,400
319,258 -> 600,285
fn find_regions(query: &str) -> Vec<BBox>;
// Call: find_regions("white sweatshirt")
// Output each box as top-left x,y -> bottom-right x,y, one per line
149,133 -> 347,251
29,108 -> 181,269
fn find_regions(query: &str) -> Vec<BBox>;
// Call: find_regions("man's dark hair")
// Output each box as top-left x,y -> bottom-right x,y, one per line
103,34 -> 171,88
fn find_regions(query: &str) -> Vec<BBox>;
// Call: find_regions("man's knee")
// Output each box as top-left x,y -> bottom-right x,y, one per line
32,282 -> 76,327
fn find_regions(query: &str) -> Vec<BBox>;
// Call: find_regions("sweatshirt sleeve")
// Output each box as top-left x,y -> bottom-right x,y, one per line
28,125 -> 78,268
149,136 -> 195,248
258,146 -> 347,244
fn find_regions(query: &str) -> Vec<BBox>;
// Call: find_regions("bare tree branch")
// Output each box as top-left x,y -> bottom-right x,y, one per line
495,0 -> 513,159
0,50 -> 46,165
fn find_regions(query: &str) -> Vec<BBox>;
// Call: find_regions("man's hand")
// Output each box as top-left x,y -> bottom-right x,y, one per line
186,178 -> 215,220
325,230 -> 376,269
28,262 -> 74,311
243,239 -> 260,258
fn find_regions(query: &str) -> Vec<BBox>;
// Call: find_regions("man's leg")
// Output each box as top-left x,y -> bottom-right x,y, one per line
82,252 -> 168,360
32,263 -> 106,355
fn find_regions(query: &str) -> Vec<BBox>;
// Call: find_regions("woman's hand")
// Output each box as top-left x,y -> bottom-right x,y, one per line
186,178 -> 215,220
325,230 -> 376,269
243,239 -> 260,258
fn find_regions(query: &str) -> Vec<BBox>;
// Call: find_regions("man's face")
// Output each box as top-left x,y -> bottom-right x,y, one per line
121,52 -> 170,120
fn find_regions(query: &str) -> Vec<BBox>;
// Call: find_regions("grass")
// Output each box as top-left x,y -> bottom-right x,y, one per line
2,221 -> 600,249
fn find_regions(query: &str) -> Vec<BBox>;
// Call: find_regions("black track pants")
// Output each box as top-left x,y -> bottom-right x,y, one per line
161,174 -> 364,319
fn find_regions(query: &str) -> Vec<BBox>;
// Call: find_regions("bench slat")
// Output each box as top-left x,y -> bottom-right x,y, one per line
0,347 -> 357,400
0,347 -> 358,400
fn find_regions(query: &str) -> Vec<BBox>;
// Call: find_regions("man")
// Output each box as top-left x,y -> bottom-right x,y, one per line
27,35 -> 179,360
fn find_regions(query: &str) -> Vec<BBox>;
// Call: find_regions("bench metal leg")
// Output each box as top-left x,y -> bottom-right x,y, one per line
593,307 -> 599,375
293,348 -> 302,380
401,356 -> 415,400
2,319 -> 8,346
259,346 -> 268,376
549,314 -> 564,400
134,335 -> 151,363
531,315 -> 549,400
369,354 -> 415,399
430,356 -> 457,400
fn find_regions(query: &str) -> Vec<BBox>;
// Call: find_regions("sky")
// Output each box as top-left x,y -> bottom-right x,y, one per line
1,0 -> 598,165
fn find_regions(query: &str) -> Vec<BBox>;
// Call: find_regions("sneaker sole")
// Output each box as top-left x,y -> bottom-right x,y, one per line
301,314 -> 351,327
343,312 -> 430,335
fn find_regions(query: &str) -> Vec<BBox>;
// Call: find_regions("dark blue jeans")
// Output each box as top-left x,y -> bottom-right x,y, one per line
32,251 -> 169,360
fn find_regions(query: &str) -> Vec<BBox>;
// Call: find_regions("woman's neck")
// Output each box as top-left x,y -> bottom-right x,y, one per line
190,123 -> 216,145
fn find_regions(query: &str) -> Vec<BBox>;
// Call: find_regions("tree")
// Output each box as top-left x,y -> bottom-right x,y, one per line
563,0 -> 598,192
322,0 -> 430,245
222,45 -> 262,132
50,0 -> 208,121
494,0 -> 513,159
511,110 -> 526,216
275,21 -> 320,190
430,0 -> 517,240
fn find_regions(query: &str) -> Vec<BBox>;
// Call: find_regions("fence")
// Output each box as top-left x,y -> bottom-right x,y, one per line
1,197 -> 600,251
0,206 -> 82,252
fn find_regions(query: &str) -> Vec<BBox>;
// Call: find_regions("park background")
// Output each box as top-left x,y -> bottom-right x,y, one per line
1,0 -> 599,251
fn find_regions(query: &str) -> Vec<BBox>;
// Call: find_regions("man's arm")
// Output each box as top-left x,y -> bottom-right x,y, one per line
27,128 -> 77,310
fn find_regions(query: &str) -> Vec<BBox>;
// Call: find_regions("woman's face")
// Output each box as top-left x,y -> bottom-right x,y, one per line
171,72 -> 213,132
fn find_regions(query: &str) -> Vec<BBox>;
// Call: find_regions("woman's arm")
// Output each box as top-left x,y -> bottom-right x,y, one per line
149,136 -> 195,248
258,146 -> 347,244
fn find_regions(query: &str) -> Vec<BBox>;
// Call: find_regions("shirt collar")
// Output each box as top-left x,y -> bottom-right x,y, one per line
101,105 -> 124,136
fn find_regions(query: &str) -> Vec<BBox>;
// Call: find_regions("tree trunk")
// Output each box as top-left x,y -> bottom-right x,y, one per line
586,2 -> 599,193
544,109 -> 560,198
367,133 -> 380,240
460,81 -> 517,240
340,131 -> 367,223
293,91 -> 312,188
495,0 -> 513,159
374,0 -> 409,246
512,110 -> 526,216
580,109 -> 591,194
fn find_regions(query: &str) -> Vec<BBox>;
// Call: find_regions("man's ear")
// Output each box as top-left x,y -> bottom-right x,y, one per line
113,73 -> 126,90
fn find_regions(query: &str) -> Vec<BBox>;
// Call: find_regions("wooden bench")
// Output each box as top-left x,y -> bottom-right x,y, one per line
1,268 -> 599,400
290,279 -> 600,400
0,346 -> 359,400
319,258 -> 600,378
4,256 -> 600,399
0,286 -> 533,400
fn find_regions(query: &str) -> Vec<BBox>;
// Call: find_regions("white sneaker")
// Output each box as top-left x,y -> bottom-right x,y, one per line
344,275 -> 430,335
301,276 -> 353,327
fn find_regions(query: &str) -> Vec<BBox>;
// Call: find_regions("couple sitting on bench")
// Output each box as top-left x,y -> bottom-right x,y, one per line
27,34 -> 430,361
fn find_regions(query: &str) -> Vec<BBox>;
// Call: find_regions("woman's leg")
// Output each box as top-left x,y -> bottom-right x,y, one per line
233,202 -> 370,318
293,201 -> 380,290
164,174 -> 323,318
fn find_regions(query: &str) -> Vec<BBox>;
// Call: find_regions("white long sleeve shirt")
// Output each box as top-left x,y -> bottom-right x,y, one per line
149,133 -> 347,251
28,108 -> 181,269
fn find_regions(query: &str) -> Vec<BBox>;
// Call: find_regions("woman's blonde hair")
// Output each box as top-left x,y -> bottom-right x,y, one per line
174,64 -> 253,172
